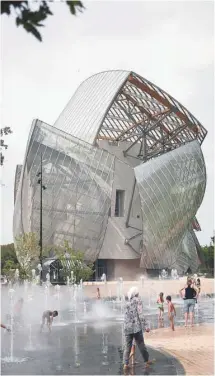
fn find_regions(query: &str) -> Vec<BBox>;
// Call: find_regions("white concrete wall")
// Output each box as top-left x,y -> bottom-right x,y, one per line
106,259 -> 145,281
98,140 -> 144,262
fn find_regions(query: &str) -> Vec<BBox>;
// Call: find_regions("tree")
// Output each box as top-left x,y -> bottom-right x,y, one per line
1,243 -> 17,269
0,127 -> 12,166
15,232 -> 41,277
2,259 -> 18,280
54,240 -> 94,284
1,1 -> 85,42
199,243 -> 214,276
1,242 -> 28,280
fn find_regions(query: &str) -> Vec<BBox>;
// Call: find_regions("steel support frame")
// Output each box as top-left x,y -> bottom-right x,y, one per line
114,100 -> 148,141
123,110 -> 171,158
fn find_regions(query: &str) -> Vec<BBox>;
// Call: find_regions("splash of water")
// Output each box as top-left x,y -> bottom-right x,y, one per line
2,356 -> 28,364
8,288 -> 15,362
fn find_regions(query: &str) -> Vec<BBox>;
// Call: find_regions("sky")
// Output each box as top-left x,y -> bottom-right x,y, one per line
1,0 -> 214,246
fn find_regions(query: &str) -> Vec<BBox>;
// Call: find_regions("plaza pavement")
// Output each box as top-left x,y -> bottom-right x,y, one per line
83,277 -> 214,375
83,277 -> 214,298
145,324 -> 214,375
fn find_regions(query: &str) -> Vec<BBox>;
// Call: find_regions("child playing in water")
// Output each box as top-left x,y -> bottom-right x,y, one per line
166,296 -> 176,331
40,310 -> 58,332
157,292 -> 164,321
196,278 -> 201,294
96,287 -> 101,300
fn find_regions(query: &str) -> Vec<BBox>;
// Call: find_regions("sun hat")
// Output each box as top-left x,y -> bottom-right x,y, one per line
127,286 -> 139,300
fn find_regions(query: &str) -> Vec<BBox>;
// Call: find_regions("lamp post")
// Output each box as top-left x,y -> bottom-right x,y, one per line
36,154 -> 46,284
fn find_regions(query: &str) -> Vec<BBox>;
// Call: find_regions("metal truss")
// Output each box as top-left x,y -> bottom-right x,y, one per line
96,72 -> 207,161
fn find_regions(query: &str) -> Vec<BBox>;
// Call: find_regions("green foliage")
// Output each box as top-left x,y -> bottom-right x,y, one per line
54,240 -> 94,283
1,1 -> 85,41
15,232 -> 40,277
1,237 -> 94,283
201,245 -> 214,269
1,259 -> 17,279
1,243 -> 27,279
1,243 -> 17,269
199,244 -> 214,276
0,127 -> 12,166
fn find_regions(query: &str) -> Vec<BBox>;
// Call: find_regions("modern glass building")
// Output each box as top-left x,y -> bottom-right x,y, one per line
13,70 -> 207,279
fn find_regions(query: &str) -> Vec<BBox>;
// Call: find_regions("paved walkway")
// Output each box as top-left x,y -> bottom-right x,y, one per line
145,324 -> 214,375
83,278 -> 214,298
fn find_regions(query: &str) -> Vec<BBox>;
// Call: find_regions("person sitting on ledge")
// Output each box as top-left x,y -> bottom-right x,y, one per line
40,310 -> 58,333
123,286 -> 153,371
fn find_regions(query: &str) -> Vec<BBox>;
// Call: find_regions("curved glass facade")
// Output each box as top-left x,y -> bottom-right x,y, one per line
13,120 -> 115,262
13,70 -> 207,275
14,164 -> 22,204
134,140 -> 206,270
174,230 -> 200,274
54,70 -> 129,144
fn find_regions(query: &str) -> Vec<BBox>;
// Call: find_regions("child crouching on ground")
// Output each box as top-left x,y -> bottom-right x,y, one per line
166,295 -> 176,331
40,310 -> 58,332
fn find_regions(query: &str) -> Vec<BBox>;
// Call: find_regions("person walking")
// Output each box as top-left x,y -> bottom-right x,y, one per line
123,286 -> 153,370
179,279 -> 198,327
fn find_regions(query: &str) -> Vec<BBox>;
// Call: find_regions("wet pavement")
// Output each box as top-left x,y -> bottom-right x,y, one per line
1,296 -> 214,375
1,322 -> 185,375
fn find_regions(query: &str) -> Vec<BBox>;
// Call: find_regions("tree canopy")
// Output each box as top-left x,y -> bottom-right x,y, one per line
1,236 -> 94,284
1,242 -> 28,279
1,243 -> 17,269
15,232 -> 41,276
1,1 -> 85,41
201,245 -> 214,271
53,241 -> 94,284
0,127 -> 12,166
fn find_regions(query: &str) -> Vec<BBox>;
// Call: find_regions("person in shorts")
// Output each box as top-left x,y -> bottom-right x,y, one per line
40,310 -> 58,332
180,279 -> 198,327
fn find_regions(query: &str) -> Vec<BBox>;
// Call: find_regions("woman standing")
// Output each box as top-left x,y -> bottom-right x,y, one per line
123,287 -> 152,370
179,279 -> 198,327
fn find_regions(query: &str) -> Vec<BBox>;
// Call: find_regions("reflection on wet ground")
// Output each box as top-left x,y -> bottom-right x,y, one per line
1,297 -> 214,375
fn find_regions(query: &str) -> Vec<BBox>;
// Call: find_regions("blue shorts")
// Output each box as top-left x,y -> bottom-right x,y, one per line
184,299 -> 195,313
